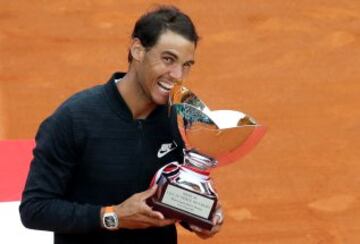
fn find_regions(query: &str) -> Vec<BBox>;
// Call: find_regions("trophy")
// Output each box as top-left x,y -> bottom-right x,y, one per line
147,84 -> 266,230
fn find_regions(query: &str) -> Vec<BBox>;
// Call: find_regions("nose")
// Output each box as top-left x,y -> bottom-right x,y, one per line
169,65 -> 184,81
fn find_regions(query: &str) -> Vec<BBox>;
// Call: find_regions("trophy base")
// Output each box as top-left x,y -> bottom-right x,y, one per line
147,181 -> 217,231
148,196 -> 215,230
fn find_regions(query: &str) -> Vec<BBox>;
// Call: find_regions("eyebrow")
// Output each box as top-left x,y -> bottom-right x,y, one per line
162,50 -> 195,65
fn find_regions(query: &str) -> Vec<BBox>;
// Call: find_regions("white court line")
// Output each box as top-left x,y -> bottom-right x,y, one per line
0,201 -> 52,243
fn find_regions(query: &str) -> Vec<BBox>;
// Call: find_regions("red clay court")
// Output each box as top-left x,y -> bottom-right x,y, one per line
1,1 -> 360,243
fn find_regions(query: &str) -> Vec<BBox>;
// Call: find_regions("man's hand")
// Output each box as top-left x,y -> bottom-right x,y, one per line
189,204 -> 224,239
113,185 -> 177,229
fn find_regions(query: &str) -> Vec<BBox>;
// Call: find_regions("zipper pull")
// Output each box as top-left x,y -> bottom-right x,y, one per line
137,120 -> 143,130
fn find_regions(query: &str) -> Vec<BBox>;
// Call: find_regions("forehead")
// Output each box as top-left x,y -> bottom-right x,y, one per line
151,30 -> 196,58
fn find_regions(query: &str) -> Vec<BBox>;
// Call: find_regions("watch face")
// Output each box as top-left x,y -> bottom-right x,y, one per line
104,216 -> 116,227
103,213 -> 118,229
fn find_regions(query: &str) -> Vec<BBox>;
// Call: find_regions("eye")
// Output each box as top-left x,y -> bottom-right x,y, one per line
163,56 -> 174,65
183,62 -> 192,69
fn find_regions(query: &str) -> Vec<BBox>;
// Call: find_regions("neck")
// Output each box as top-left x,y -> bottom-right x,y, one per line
116,71 -> 157,120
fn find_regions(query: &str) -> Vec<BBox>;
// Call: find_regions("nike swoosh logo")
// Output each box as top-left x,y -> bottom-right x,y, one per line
157,142 -> 177,158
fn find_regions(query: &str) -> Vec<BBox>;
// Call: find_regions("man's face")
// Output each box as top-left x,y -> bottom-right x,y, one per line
136,30 -> 196,105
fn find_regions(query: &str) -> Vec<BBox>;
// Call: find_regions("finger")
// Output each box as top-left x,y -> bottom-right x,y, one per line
156,218 -> 178,227
141,201 -> 168,220
189,224 -> 205,233
144,209 -> 165,220
213,209 -> 224,225
213,213 -> 222,225
138,215 -> 177,228
210,224 -> 221,234
138,185 -> 158,200
216,201 -> 222,209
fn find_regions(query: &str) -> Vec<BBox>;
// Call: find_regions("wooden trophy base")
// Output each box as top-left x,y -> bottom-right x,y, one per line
147,183 -> 217,230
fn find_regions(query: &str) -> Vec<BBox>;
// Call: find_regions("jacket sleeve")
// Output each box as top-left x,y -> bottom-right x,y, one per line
19,105 -> 101,233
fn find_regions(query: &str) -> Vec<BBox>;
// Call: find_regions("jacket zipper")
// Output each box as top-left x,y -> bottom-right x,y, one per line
135,120 -> 145,191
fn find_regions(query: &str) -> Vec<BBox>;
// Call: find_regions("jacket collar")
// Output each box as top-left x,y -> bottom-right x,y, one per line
103,72 -> 168,122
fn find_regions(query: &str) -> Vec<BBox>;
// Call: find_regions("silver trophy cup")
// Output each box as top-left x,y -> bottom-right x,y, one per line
147,84 -> 266,230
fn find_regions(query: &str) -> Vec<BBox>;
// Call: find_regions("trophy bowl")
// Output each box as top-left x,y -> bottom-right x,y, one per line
147,84 -> 266,230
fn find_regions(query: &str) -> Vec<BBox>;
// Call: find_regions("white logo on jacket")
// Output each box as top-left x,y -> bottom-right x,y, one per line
157,142 -> 177,158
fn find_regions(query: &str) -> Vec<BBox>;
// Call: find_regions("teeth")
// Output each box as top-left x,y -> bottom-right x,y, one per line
158,81 -> 174,90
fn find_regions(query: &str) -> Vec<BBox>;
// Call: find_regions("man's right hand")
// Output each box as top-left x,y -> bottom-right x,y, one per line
112,185 -> 177,229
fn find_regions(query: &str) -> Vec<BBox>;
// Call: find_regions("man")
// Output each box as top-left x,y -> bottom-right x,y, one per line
19,5 -> 223,244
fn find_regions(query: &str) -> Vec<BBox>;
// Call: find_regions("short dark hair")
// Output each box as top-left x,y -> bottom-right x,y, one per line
128,5 -> 199,62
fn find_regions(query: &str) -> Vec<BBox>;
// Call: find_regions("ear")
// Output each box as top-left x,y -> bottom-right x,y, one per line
130,38 -> 145,62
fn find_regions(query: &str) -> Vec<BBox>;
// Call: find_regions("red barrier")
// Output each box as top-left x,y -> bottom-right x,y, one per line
0,140 -> 35,202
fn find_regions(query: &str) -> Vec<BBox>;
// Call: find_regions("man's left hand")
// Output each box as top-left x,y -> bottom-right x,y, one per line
189,204 -> 224,239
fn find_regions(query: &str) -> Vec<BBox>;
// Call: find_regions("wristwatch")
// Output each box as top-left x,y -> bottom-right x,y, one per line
102,206 -> 119,230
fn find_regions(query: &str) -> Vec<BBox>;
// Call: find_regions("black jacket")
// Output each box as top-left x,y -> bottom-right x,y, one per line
19,73 -> 183,244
